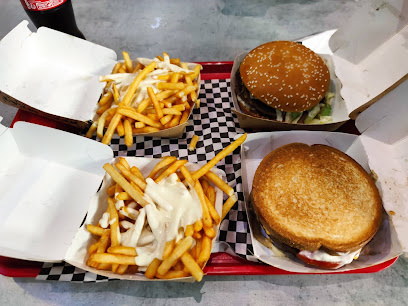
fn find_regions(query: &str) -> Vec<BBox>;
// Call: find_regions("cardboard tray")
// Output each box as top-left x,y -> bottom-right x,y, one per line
0,61 -> 399,278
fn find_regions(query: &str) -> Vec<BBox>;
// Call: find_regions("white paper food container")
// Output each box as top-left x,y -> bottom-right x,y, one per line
66,157 -> 224,281
0,122 -> 113,261
0,122 -> 224,280
0,21 -> 200,138
231,53 -> 347,131
241,75 -> 408,273
231,0 -> 408,131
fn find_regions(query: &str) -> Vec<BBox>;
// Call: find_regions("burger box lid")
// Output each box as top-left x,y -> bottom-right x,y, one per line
230,0 -> 408,131
0,122 -> 224,281
0,21 -> 117,129
240,77 -> 408,273
0,121 -> 113,262
0,21 -> 200,139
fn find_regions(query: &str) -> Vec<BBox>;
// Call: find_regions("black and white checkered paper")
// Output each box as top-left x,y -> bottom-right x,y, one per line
36,79 -> 257,282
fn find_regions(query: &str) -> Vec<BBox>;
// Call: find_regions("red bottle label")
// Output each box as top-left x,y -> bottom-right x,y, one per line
20,0 -> 67,11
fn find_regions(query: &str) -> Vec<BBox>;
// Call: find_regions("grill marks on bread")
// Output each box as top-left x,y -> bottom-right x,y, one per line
240,41 -> 330,112
252,143 -> 382,253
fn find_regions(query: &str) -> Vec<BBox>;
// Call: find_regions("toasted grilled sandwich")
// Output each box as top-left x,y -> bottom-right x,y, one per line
252,143 -> 382,269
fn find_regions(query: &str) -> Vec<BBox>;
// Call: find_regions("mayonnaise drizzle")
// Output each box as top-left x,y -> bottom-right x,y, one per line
298,249 -> 361,266
128,201 -> 138,209
119,206 -> 139,220
98,212 -> 110,228
99,56 -> 195,109
121,208 -> 146,249
137,57 -> 193,74
132,173 -> 202,267
138,204 -> 167,265
98,172 -> 203,269
115,199 -> 125,211
120,220 -> 134,230
138,228 -> 155,246
144,173 -> 202,241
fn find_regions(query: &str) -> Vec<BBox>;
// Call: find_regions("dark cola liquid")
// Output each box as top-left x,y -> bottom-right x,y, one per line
22,0 -> 85,39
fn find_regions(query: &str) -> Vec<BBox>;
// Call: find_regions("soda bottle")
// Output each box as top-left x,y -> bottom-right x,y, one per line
19,0 -> 85,39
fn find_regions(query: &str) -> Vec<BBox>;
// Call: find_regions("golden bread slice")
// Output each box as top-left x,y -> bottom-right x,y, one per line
252,143 -> 382,253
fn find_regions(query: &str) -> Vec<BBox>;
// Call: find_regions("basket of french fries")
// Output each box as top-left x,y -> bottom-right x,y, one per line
64,134 -> 246,281
86,52 -> 202,146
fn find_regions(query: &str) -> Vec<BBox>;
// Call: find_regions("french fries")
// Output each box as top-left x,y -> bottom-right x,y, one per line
204,171 -> 234,197
90,253 -> 137,266
157,236 -> 194,276
192,134 -> 247,181
87,224 -> 104,236
85,134 -> 246,281
145,258 -> 162,279
86,52 -> 202,146
189,135 -> 199,151
103,164 -> 148,206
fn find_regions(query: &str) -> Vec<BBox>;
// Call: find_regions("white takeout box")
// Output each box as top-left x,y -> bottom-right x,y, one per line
241,75 -> 408,273
0,122 -> 113,261
0,21 -> 200,138
66,157 -> 224,281
231,0 -> 408,131
0,122 -> 224,280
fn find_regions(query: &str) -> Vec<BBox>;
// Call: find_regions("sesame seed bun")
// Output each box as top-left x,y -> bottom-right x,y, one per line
239,41 -> 330,113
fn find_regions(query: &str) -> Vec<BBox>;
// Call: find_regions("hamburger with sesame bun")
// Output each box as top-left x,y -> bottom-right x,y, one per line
251,143 -> 383,269
235,41 -> 334,124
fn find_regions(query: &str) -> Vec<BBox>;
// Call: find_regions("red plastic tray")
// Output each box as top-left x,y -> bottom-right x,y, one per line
2,61 -> 398,278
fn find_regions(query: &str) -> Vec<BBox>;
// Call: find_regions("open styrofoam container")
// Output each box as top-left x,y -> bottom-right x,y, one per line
241,76 -> 408,273
0,21 -> 200,138
231,0 -> 408,131
0,122 -> 224,280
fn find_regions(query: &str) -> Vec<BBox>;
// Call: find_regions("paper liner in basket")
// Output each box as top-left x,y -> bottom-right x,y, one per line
64,157 -> 224,281
241,132 -> 403,273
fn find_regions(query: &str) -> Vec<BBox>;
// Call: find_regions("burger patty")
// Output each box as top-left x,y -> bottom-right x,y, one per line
235,68 -> 280,120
